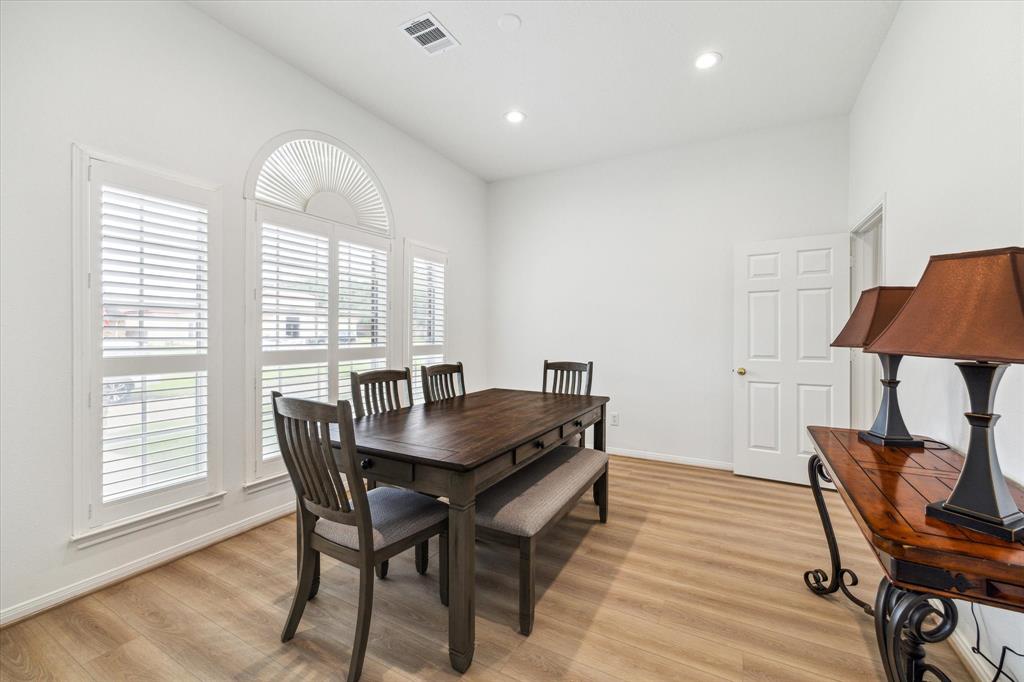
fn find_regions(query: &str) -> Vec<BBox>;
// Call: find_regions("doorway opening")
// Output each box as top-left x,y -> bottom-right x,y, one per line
850,203 -> 885,430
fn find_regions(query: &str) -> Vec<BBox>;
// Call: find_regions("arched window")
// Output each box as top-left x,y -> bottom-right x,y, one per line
244,132 -> 394,483
247,134 -> 391,232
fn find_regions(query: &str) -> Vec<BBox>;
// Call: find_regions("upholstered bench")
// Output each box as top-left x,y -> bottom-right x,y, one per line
476,445 -> 609,635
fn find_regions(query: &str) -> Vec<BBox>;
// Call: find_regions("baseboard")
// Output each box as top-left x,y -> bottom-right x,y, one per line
949,628 -> 992,682
610,446 -> 733,471
0,502 -> 294,626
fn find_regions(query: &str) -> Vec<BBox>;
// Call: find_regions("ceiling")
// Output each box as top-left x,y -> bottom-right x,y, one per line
191,0 -> 900,181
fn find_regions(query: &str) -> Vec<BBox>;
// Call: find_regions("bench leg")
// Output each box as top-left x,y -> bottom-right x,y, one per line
518,536 -> 535,636
596,465 -> 609,524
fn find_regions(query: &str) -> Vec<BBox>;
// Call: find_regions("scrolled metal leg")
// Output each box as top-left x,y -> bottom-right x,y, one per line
873,578 -> 957,682
803,454 -> 874,615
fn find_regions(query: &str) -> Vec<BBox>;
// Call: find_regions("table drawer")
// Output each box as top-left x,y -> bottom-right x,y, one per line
562,408 -> 602,438
514,427 -> 562,463
358,455 -> 414,483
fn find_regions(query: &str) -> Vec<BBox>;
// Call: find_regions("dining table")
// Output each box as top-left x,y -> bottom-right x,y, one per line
330,387 -> 609,672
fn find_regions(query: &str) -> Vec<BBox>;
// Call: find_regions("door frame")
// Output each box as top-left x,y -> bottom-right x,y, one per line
850,198 -> 886,430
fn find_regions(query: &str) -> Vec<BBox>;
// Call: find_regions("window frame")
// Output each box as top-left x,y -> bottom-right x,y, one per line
71,146 -> 224,543
405,240 -> 449,402
244,202 -> 396,486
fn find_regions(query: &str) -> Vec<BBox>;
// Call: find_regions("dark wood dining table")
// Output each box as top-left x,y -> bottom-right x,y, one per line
331,387 -> 609,672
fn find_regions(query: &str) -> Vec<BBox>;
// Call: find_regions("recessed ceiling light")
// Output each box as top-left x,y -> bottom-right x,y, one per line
504,110 -> 526,124
498,13 -> 522,32
695,52 -> 722,70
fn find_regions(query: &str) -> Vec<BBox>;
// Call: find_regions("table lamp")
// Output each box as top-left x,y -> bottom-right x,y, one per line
866,246 -> 1024,541
832,286 -> 922,447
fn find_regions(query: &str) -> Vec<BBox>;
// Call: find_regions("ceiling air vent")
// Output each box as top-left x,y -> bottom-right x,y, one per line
400,13 -> 459,55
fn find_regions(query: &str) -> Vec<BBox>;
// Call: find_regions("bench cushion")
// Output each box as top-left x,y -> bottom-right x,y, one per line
314,487 -> 447,552
477,446 -> 608,537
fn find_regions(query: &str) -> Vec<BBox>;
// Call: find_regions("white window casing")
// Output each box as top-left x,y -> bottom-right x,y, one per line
72,150 -> 223,541
244,133 -> 396,486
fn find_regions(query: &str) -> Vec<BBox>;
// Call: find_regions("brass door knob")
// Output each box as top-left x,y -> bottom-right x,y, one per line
735,367 -> 747,376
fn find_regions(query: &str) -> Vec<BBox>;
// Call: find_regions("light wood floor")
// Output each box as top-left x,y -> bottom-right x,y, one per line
2,456 -> 970,681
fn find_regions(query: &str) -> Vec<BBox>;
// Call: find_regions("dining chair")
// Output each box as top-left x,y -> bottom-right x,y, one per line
350,368 -> 414,419
348,367 -> 416,574
542,360 -> 594,448
542,360 -> 593,397
273,392 -> 449,682
421,361 -> 466,404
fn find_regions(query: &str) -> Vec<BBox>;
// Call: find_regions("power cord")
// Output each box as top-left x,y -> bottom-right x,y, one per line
922,438 -> 951,450
970,602 -> 1021,682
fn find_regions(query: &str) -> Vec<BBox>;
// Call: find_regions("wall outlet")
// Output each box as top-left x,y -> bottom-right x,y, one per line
610,412 -> 619,427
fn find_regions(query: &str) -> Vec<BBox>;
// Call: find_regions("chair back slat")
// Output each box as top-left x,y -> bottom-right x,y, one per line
272,392 -> 371,536
350,368 -> 414,418
542,360 -> 594,396
421,361 -> 466,404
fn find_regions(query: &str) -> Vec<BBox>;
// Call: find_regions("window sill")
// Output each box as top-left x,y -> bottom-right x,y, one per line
242,471 -> 291,494
71,491 -> 226,549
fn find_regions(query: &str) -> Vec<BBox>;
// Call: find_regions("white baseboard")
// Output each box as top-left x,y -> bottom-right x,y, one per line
0,502 -> 293,626
610,446 -> 733,471
949,628 -> 992,682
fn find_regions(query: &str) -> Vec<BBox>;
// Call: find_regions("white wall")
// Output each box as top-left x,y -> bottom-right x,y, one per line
849,1 -> 1024,677
486,117 -> 849,467
0,0 -> 487,620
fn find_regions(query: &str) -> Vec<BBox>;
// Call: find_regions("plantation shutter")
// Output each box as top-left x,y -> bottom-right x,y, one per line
96,179 -> 210,503
259,219 -> 330,461
255,206 -> 392,472
337,239 -> 388,401
409,251 -> 446,402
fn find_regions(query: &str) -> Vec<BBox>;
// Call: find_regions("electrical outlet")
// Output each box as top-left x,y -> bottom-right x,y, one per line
610,412 -> 620,427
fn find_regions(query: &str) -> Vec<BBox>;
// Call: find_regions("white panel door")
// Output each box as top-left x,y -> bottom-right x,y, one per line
733,234 -> 851,484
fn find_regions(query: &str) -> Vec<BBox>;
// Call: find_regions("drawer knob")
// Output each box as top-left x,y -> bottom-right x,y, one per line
360,458 -> 373,470
574,420 -> 583,427
534,440 -> 545,449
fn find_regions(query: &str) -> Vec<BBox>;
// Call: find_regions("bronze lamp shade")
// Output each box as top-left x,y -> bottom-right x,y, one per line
867,246 -> 1024,541
832,287 -> 921,447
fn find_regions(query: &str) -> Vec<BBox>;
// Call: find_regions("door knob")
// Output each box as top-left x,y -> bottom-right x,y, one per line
735,367 -> 747,376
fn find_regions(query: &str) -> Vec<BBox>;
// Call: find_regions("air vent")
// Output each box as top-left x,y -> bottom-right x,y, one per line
400,13 -> 459,55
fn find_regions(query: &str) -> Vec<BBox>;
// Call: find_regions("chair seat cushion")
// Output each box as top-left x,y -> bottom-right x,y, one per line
314,487 -> 447,552
477,446 -> 608,537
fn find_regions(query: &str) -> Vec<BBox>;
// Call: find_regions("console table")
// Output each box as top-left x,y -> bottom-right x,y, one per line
804,426 -> 1024,682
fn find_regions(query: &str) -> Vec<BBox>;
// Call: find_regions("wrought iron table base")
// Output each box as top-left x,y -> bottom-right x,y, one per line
804,454 -> 874,615
874,578 -> 957,682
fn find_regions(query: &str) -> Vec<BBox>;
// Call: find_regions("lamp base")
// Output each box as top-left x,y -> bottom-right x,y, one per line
926,500 -> 1024,543
858,430 -> 924,449
863,354 -> 922,448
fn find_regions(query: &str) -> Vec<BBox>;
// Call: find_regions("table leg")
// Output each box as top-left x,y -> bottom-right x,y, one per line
448,473 -> 476,673
593,406 -> 606,452
803,454 -> 873,614
873,578 -> 957,682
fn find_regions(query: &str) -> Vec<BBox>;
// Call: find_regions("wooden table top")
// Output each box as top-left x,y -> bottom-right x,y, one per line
808,426 -> 1024,610
333,388 -> 608,471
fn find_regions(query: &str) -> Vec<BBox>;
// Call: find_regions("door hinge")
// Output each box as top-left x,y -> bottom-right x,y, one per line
87,272 -> 92,288
87,503 -> 93,519
253,287 -> 259,302
87,391 -> 92,408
